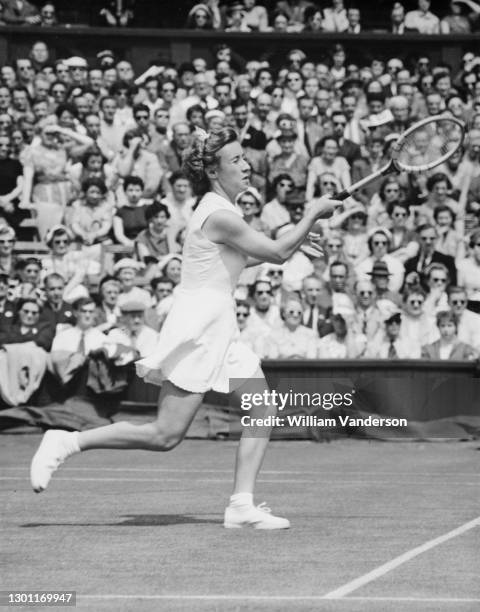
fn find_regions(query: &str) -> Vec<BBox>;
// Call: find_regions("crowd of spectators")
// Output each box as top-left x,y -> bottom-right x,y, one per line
1,1 -> 480,32
0,31 -> 479,409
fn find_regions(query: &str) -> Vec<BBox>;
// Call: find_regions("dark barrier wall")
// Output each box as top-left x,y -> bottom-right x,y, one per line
0,27 -> 476,73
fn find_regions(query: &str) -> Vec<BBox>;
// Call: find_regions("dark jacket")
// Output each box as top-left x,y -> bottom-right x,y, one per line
0,322 -> 55,351
39,301 -> 75,329
404,250 -> 457,288
421,340 -> 476,360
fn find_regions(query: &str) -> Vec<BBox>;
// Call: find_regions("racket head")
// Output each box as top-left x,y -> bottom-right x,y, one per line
391,114 -> 465,173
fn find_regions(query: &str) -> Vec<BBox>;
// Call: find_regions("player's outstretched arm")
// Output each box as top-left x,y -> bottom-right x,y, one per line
204,195 -> 340,265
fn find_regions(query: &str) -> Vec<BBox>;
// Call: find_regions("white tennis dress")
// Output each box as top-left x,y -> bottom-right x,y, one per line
136,192 -> 260,393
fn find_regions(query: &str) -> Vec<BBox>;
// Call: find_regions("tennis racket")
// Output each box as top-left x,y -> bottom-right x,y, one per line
336,114 -> 466,201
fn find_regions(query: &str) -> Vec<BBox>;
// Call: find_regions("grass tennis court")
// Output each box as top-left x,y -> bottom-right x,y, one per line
1,434 -> 479,611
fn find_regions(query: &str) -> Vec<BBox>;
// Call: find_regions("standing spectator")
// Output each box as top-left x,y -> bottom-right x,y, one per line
421,310 -> 476,359
448,285 -> 480,351
457,229 -> 480,313
405,0 -> 441,33
93,275 -> 121,333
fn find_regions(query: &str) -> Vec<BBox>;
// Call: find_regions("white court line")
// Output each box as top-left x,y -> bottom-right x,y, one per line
77,595 -> 480,602
3,467 -> 479,476
322,516 -> 480,599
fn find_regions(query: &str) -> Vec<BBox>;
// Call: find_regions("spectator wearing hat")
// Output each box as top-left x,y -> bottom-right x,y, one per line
0,271 -> 16,323
404,224 -> 457,291
267,129 -> 309,191
107,301 -> 158,358
266,114 -> 307,162
368,260 -> 402,311
421,310 -> 477,360
266,295 -> 318,359
306,136 -> 351,201
356,227 -> 405,292
186,3 -> 220,29
237,188 -> 270,235
366,310 -> 418,358
114,258 -> 152,309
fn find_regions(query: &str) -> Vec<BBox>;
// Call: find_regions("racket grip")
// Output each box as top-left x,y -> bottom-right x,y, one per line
336,190 -> 351,201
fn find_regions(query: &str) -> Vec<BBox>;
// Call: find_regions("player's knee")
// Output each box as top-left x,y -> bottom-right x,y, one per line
149,425 -> 183,451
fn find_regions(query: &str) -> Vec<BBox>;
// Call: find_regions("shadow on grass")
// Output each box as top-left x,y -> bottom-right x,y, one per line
21,514 -> 223,527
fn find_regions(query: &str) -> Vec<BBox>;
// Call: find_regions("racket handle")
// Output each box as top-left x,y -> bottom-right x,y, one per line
336,189 -> 351,201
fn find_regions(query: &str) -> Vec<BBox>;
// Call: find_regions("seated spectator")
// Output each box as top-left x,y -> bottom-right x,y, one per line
225,2 -> 251,31
306,136 -> 351,200
135,202 -> 175,263
390,1 -> 406,33
356,228 -> 405,292
14,257 -> 43,300
113,176 -> 149,247
368,177 -> 403,230
303,6 -> 324,31
268,130 -> 309,191
368,260 -> 402,313
317,311 -> 364,358
423,262 -> 451,313
350,280 -> 384,343
0,297 -> 54,351
69,177 -> 113,259
245,278 -> 281,335
93,275 -> 122,333
266,295 -> 318,359
113,258 -> 152,309
433,205 -> 464,260
335,205 -> 369,267
414,173 -> 463,232
448,285 -> 480,351
346,5 -> 362,33
161,171 -> 195,240
0,271 -> 16,322
114,129 -> 162,200
456,229 -> 480,313
237,188 -> 270,235
107,301 -> 158,358
186,3 -> 219,29
39,273 -> 76,333
322,0 -> 348,32
366,310 -> 419,358
41,225 -> 89,301
405,0 -> 441,34
40,3 -> 57,27
350,136 -> 387,205
158,254 -> 182,288
261,173 -> 293,233
144,275 -> 174,331
330,110 -> 362,166
0,226 -> 17,276
441,0 -> 480,34
421,310 -> 477,360
301,275 -> 328,334
388,202 -> 419,263
69,147 -> 118,203
399,288 -> 439,350
404,224 -> 457,290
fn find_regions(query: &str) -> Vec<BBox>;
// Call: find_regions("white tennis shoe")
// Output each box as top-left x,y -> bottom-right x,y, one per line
30,430 -> 78,493
224,502 -> 290,530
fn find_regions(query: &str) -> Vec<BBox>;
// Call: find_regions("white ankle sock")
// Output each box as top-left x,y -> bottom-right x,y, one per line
230,492 -> 253,507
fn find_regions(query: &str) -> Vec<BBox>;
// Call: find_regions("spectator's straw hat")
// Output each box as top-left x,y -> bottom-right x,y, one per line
120,301 -> 146,313
64,56 -> 88,69
188,3 -> 211,17
97,50 -> 115,67
368,261 -> 392,277
341,204 -> 367,227
384,311 -> 402,325
205,109 -> 226,122
44,224 -> 72,246
113,258 -> 143,273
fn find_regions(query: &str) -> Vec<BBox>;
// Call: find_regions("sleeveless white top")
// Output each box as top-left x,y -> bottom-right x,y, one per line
136,192 -> 260,393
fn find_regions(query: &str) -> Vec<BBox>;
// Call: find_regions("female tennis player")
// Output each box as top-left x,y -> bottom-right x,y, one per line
30,128 -> 340,529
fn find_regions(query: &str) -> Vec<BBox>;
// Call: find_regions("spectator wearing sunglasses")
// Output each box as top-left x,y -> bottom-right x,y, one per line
423,262 -> 451,314
246,278 -> 281,335
388,202 -> 419,264
350,280 -> 384,344
330,111 -> 362,166
356,227 -> 405,292
447,285 -> 480,351
0,297 -> 54,350
266,295 -> 318,359
399,289 -> 438,351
